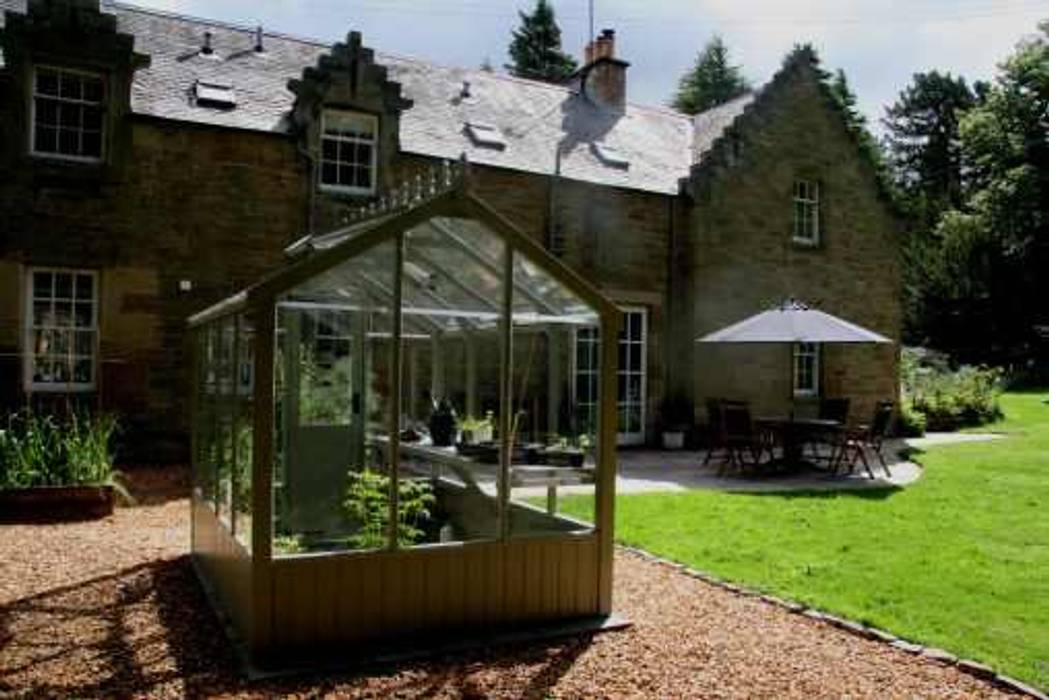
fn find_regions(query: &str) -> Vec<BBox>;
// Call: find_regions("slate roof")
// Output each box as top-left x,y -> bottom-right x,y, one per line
0,0 -> 757,195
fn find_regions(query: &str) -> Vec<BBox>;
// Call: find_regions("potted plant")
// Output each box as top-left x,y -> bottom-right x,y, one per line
428,398 -> 457,447
659,393 -> 693,450
543,434 -> 588,467
457,412 -> 494,445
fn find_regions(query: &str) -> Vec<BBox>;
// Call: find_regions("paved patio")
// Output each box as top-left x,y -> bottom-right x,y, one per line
609,433 -> 1004,494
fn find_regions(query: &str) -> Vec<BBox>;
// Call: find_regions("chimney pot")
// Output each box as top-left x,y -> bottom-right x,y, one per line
202,30 -> 214,55
254,26 -> 264,52
580,27 -> 627,110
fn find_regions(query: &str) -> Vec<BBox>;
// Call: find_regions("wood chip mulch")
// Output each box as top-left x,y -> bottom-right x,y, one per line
0,467 -> 1020,699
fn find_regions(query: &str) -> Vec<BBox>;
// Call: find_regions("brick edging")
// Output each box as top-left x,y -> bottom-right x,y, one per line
618,545 -> 1047,700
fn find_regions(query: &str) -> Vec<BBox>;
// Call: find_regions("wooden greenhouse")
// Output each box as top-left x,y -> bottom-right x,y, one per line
188,162 -> 622,670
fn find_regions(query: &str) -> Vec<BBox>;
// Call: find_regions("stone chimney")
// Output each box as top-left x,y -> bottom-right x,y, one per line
580,29 -> 628,110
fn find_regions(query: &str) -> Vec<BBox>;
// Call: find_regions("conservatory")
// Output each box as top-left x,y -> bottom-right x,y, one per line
188,162 -> 622,669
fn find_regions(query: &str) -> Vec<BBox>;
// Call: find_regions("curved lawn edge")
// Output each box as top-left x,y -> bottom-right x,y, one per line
560,392 -> 1049,692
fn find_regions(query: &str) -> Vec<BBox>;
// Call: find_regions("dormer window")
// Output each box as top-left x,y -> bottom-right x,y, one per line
31,66 -> 106,162
320,110 -> 377,195
195,80 -> 237,109
464,122 -> 506,150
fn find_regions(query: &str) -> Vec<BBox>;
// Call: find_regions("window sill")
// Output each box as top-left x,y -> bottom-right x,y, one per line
26,384 -> 96,394
791,237 -> 822,250
30,151 -> 104,165
318,183 -> 376,198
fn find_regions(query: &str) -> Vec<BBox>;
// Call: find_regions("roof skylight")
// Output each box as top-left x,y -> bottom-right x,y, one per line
195,80 -> 237,109
591,142 -> 629,169
464,122 -> 507,150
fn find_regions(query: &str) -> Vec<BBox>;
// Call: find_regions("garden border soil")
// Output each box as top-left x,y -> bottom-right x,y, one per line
0,484 -> 114,523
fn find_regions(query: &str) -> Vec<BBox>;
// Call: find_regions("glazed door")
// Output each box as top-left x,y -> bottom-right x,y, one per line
616,309 -> 647,445
573,308 -> 647,446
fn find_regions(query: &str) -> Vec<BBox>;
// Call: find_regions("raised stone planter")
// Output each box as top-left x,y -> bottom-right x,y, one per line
0,485 -> 115,523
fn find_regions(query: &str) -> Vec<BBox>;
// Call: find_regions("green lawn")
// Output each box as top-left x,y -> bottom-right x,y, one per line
561,391 -> 1049,690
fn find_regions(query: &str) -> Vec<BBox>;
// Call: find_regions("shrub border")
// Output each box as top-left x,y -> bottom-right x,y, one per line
618,544 -> 1047,699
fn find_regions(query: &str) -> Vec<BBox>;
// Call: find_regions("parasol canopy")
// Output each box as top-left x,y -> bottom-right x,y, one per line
696,299 -> 892,344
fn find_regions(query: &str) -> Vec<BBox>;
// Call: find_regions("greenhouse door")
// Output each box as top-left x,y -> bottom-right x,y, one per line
574,308 -> 647,446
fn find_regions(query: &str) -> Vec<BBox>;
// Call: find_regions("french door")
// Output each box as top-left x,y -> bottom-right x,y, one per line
574,308 -> 647,446
617,309 -> 647,445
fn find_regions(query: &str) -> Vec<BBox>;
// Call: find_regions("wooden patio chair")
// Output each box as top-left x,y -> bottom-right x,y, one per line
836,401 -> 895,479
716,400 -> 772,476
702,398 -> 751,469
806,397 -> 850,467
701,398 -> 729,468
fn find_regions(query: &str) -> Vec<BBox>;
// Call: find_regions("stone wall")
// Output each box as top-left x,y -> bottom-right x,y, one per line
0,120 -> 307,459
681,63 -> 902,426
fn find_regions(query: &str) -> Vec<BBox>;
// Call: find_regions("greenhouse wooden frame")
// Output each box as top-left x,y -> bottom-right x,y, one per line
187,164 -> 623,671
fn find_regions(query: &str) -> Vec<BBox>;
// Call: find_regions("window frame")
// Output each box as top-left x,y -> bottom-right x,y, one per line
29,64 -> 107,164
792,178 -> 821,246
23,267 -> 100,393
318,109 -> 379,197
792,342 -> 820,398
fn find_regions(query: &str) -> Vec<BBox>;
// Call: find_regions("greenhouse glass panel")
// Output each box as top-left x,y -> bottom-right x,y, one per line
509,253 -> 599,534
273,240 -> 397,555
194,324 -> 217,510
216,315 -> 236,528
395,219 -> 507,546
233,314 -> 254,550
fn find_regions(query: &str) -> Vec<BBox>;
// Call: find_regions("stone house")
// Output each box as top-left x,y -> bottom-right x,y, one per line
0,0 -> 901,461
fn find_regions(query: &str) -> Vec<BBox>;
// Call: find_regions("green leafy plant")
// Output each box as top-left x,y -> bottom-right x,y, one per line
273,534 -> 306,555
901,347 -> 1003,431
343,469 -> 436,549
0,410 -> 125,498
458,412 -> 494,444
898,400 -> 928,437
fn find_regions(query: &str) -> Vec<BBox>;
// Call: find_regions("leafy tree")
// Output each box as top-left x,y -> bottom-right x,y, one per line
671,36 -> 750,114
505,0 -> 577,83
915,21 -> 1049,364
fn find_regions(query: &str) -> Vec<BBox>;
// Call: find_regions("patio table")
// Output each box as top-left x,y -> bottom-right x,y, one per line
755,416 -> 841,471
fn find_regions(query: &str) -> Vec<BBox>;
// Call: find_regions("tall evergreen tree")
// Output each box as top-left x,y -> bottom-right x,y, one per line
671,36 -> 750,115
505,0 -> 577,83
883,71 -> 978,215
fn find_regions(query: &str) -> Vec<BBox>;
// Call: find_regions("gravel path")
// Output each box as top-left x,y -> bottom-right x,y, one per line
0,468 -> 1017,698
